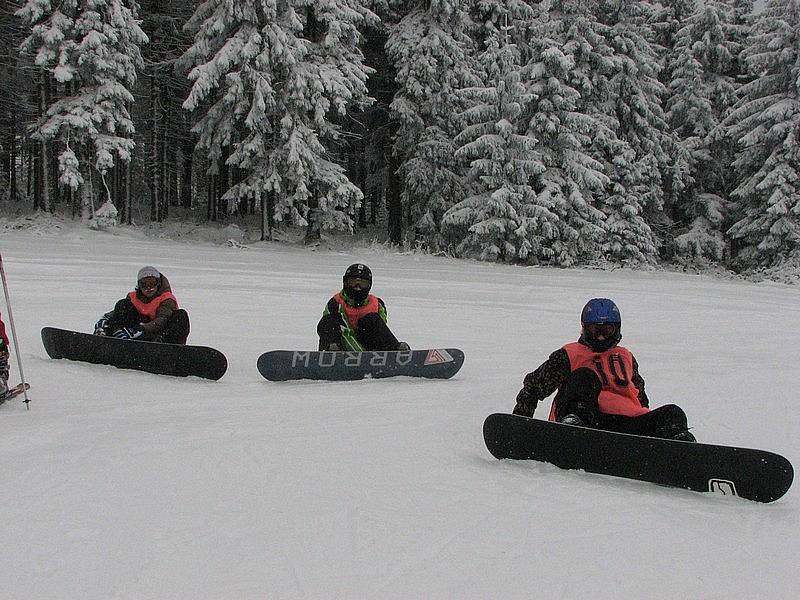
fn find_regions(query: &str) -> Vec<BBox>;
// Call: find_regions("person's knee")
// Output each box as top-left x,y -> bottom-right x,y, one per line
658,404 -> 688,427
566,367 -> 602,396
358,313 -> 384,328
164,309 -> 190,344
174,309 -> 190,328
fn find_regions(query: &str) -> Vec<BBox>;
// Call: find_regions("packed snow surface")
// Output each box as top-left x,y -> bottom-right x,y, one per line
0,224 -> 797,599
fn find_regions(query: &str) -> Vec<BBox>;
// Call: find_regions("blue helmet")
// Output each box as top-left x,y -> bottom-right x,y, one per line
580,298 -> 621,351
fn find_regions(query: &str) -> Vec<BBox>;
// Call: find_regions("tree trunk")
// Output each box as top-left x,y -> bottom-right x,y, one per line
180,136 -> 193,209
39,72 -> 51,211
386,153 -> 402,245
159,115 -> 168,220
124,159 -> 132,224
26,140 -> 33,202
150,73 -> 159,221
261,194 -> 269,241
79,157 -> 94,222
32,142 -> 40,210
9,115 -> 17,203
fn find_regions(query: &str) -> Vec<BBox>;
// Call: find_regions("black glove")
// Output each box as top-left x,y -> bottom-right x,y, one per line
112,325 -> 144,340
513,387 -> 537,417
94,317 -> 110,336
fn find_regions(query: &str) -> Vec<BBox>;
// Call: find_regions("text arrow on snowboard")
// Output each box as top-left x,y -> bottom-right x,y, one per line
483,413 -> 794,503
257,348 -> 465,381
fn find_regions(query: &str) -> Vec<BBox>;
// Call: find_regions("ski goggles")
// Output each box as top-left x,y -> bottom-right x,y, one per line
584,323 -> 619,337
344,277 -> 371,288
138,277 -> 159,291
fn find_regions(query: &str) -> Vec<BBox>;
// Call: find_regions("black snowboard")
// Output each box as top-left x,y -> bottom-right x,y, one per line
41,327 -> 227,380
257,348 -> 464,381
483,413 -> 794,503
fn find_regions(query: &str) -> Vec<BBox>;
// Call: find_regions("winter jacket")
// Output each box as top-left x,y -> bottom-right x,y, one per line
322,291 -> 388,351
104,275 -> 180,341
520,340 -> 649,418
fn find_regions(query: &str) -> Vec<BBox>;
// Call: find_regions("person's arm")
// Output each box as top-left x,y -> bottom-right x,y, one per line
377,297 -> 388,323
141,298 -> 178,338
318,297 -> 347,350
631,356 -> 649,408
94,300 -> 124,335
513,348 -> 571,417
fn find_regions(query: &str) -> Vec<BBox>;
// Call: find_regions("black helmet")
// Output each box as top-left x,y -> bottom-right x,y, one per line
580,298 -> 622,352
343,263 -> 372,304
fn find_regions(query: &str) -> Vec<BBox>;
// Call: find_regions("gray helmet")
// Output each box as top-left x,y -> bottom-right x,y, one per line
137,266 -> 161,288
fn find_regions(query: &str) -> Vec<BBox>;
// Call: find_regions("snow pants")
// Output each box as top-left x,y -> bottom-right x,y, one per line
108,298 -> 190,345
317,312 -> 400,351
554,367 -> 691,439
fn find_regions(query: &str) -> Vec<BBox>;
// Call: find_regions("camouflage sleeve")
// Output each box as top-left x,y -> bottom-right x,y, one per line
141,298 -> 178,337
631,356 -> 649,408
322,297 -> 336,318
377,297 -> 388,323
521,348 -> 572,402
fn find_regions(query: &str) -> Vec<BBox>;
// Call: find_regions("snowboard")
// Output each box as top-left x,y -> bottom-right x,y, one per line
257,348 -> 465,381
483,413 -> 794,503
41,327 -> 227,380
0,382 -> 30,405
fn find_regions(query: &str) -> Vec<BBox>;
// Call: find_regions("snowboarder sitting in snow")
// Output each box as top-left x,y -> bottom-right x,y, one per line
317,263 -> 410,352
0,310 -> 9,396
93,266 -> 190,344
513,298 -> 696,442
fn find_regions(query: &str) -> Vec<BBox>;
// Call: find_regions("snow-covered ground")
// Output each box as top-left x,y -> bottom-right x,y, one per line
0,221 -> 797,599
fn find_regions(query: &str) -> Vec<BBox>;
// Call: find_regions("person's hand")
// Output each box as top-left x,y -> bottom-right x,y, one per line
513,387 -> 537,417
93,317 -> 109,336
112,326 -> 144,340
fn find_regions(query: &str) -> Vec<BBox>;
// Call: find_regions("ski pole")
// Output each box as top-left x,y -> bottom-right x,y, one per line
0,251 -> 30,409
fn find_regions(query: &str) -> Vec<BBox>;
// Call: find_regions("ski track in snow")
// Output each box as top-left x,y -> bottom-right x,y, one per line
0,225 -> 797,599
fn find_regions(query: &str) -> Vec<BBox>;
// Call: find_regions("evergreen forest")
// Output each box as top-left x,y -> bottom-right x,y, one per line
2,0 -> 799,274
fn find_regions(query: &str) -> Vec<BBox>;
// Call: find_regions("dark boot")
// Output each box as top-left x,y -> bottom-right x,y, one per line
553,368 -> 602,427
645,404 -> 694,441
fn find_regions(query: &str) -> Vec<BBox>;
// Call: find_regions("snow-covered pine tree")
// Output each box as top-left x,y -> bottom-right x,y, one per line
594,0 -> 667,263
519,0 -> 609,266
17,0 -> 147,221
386,0 -> 474,251
442,33 -> 550,262
724,0 -> 800,268
730,0 -> 755,85
666,1 -> 739,261
181,0 -> 375,238
649,0 -> 697,65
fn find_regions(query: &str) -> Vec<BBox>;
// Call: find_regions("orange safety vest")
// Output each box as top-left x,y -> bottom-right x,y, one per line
333,292 -> 380,330
549,341 -> 649,420
128,291 -> 178,322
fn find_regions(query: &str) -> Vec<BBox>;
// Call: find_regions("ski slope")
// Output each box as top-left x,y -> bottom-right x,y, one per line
0,223 -> 797,599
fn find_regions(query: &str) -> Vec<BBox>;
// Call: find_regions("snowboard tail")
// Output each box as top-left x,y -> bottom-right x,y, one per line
41,327 -> 227,380
257,348 -> 464,381
483,413 -> 794,503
